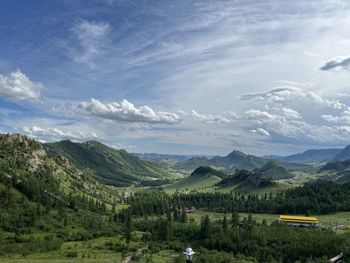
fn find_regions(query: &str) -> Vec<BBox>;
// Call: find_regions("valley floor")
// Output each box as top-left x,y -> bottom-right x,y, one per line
1,211 -> 349,263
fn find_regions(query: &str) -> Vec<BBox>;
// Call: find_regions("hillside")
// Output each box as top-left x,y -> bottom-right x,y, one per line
254,161 -> 294,180
333,144 -> 350,161
319,159 -> 350,182
0,134 -> 122,252
217,169 -> 275,189
44,140 -> 174,186
272,148 -> 342,164
173,150 -> 269,172
164,166 -> 224,192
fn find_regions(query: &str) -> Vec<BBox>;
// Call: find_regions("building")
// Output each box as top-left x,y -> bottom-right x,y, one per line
183,207 -> 197,213
278,215 -> 320,227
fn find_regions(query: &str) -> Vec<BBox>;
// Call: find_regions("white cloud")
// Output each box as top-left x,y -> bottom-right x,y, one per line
280,107 -> 301,119
242,86 -> 345,110
321,110 -> 350,124
249,128 -> 270,137
320,56 -> 350,71
71,20 -> 110,65
79,98 -> 181,124
245,109 -> 281,122
189,109 -> 237,124
0,70 -> 42,101
22,126 -> 100,141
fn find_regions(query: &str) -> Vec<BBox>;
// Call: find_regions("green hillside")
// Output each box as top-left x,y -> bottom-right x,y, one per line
45,140 -> 174,186
0,134 -> 125,257
164,166 -> 223,192
255,160 -> 294,180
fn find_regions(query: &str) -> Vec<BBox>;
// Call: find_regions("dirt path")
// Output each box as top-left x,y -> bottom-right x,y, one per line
122,245 -> 148,263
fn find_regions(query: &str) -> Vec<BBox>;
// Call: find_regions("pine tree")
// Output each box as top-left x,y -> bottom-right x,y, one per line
123,212 -> 132,246
200,215 -> 211,238
231,211 -> 239,227
181,211 -> 188,223
222,215 -> 228,231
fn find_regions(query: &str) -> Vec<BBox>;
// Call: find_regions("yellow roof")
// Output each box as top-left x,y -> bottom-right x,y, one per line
279,215 -> 319,223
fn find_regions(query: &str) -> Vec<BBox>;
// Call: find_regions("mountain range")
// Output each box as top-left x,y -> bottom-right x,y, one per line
44,140 -> 175,186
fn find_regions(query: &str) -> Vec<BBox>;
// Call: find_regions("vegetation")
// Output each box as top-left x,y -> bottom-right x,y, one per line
1,134 -> 350,262
44,140 -> 175,186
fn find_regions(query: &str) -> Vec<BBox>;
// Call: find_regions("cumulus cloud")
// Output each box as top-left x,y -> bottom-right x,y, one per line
280,107 -> 301,119
189,109 -> 237,124
249,128 -> 270,137
241,86 -> 345,110
0,70 -> 42,101
321,110 -> 350,124
320,56 -> 350,71
22,126 -> 100,141
79,98 -> 181,124
71,20 -> 110,65
245,109 -> 281,122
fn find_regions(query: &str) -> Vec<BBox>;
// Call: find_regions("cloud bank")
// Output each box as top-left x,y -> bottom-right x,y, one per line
22,126 -> 100,142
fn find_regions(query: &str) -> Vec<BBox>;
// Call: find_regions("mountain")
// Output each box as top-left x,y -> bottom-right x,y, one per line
0,133 -> 130,256
217,169 -> 275,188
44,140 -> 174,187
270,148 -> 342,164
164,166 -> 225,192
131,153 -> 213,162
333,144 -> 350,161
0,134 -> 117,204
254,161 -> 294,180
190,166 -> 227,178
173,150 -> 269,172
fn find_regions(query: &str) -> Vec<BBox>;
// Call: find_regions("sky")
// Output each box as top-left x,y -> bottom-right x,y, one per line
1,0 -> 350,156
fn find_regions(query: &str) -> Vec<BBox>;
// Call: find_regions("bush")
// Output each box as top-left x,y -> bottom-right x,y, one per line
65,251 -> 78,257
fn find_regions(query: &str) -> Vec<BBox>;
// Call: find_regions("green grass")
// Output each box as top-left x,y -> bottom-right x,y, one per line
164,175 -> 294,196
164,174 -> 221,193
0,235 -> 130,263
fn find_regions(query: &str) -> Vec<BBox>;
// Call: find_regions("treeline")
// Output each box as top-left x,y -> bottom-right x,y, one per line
175,180 -> 350,214
126,180 -> 350,216
133,212 -> 350,263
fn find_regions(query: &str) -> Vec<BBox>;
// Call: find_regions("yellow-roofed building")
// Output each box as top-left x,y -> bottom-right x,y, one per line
278,215 -> 320,227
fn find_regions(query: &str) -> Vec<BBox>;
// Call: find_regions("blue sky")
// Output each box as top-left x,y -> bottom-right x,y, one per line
1,0 -> 350,156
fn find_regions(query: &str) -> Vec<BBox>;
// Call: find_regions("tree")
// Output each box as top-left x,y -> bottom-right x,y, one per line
231,211 -> 239,227
200,215 -> 211,238
181,211 -> 188,223
123,212 -> 132,246
222,215 -> 228,231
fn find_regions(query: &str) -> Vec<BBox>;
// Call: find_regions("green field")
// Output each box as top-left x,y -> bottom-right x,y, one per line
164,175 -> 294,196
164,174 -> 222,193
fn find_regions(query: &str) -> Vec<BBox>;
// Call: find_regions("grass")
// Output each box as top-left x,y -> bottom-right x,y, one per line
164,175 -> 295,196
0,235 -> 129,263
164,174 -> 221,193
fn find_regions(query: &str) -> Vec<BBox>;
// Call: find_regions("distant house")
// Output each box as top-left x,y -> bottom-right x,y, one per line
278,215 -> 320,228
183,207 -> 197,213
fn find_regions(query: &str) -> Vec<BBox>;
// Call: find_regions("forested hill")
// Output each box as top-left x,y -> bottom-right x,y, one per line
254,160 -> 294,180
44,140 -> 174,186
173,150 -> 269,171
0,133 -> 132,256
